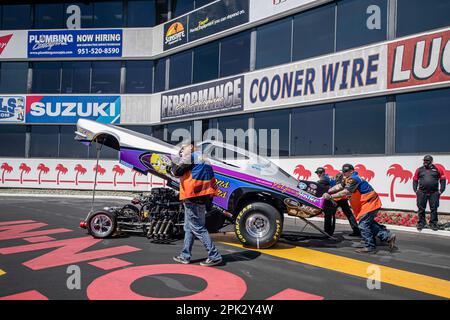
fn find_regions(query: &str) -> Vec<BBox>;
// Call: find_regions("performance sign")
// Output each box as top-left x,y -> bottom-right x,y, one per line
161,76 -> 244,121
28,29 -> 122,58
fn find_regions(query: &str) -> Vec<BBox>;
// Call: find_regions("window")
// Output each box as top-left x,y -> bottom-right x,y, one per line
195,0 -> 215,8
30,126 -> 59,158
218,115 -> 249,149
154,58 -> 167,92
93,1 -> 123,28
156,0 -> 169,24
64,3 -> 94,28
59,125 -> 89,159
397,0 -> 450,37
121,125 -> 151,135
127,0 -> 156,27
291,105 -> 333,156
126,61 -> 153,93
0,62 -> 28,93
2,4 -> 31,29
334,97 -> 386,155
293,4 -> 335,61
254,110 -> 290,157
34,3 -> 65,29
0,125 -> 26,157
150,125 -> 165,140
336,0 -> 387,51
396,88 -> 450,153
171,0 -> 194,18
220,31 -> 251,77
89,142 -> 119,159
169,50 -> 192,89
91,61 -> 121,94
193,41 -> 219,84
256,17 -> 292,70
165,121 -> 191,144
32,62 -> 61,94
61,62 -> 91,94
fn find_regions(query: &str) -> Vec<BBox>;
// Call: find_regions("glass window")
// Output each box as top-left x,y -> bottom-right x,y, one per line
30,125 -> 59,158
293,4 -> 335,61
150,125 -> 165,140
32,62 -> 61,94
156,0 -> 169,24
220,31 -> 251,77
171,0 -> 194,18
59,125 -> 88,159
0,62 -> 28,93
61,61 -> 91,94
0,125 -> 26,157
165,121 -> 191,144
334,97 -> 386,155
218,114 -> 249,150
397,0 -> 450,37
125,60 -> 153,93
65,3 -> 94,28
127,0 -> 156,27
336,0 -> 387,51
396,88 -> 450,153
169,50 -> 192,89
291,105 -> 333,156
34,3 -> 65,29
91,61 -> 121,94
2,4 -> 32,29
254,110 -> 289,157
193,41 -> 219,84
256,17 -> 292,70
89,141 -> 119,159
154,58 -> 167,93
93,1 -> 123,28
121,125 -> 151,135
195,0 -> 215,8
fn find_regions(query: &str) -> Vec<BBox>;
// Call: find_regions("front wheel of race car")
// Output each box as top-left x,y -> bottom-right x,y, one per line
87,211 -> 117,239
235,202 -> 282,249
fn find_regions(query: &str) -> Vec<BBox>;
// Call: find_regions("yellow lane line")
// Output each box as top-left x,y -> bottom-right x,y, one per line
214,234 -> 450,299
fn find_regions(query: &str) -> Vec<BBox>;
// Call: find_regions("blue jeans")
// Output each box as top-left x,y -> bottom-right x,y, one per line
358,210 -> 392,249
180,201 -> 222,261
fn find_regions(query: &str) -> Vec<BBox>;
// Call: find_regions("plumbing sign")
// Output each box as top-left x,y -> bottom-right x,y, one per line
0,96 -> 25,123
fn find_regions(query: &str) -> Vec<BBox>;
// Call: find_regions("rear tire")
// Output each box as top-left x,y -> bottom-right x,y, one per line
87,211 -> 117,238
235,202 -> 282,249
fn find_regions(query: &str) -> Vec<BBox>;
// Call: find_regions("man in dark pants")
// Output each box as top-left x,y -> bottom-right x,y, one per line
169,141 -> 222,267
315,167 -> 360,237
413,155 -> 446,231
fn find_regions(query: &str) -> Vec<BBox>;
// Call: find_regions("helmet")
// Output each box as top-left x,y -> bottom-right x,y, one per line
315,167 -> 325,174
342,164 -> 354,173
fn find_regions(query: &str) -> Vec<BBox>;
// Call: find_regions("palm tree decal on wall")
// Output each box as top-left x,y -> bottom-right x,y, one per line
112,165 -> 125,187
355,164 -> 375,181
293,164 -> 311,180
19,163 -> 31,184
55,164 -> 68,185
434,164 -> 450,187
387,164 -> 413,202
93,164 -> 106,176
1,162 -> 13,184
132,170 -> 142,187
323,164 -> 340,177
37,163 -> 50,185
74,164 -> 87,186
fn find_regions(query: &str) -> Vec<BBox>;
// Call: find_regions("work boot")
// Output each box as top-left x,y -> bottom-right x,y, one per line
429,223 -> 439,231
416,224 -> 425,231
355,247 -> 377,254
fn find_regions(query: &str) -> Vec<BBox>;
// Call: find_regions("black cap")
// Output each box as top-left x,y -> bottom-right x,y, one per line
315,167 -> 325,174
423,155 -> 433,161
342,164 -> 354,173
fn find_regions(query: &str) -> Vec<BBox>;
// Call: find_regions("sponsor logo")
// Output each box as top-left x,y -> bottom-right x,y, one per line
29,33 -> 73,51
165,22 -> 186,46
26,96 -> 120,124
0,96 -> 25,123
0,34 -> 13,55
298,182 -> 307,190
273,0 -> 288,4
309,184 -> 317,190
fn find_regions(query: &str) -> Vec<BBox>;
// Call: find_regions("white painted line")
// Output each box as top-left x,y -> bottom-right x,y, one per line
284,214 -> 450,238
0,193 -> 133,201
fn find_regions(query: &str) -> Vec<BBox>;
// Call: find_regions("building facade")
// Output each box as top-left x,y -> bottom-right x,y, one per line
0,0 -> 449,212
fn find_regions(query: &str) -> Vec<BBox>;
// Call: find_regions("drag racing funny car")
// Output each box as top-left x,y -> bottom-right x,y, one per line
75,119 -> 337,248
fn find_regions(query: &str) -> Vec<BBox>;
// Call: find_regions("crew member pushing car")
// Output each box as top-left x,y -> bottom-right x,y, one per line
322,164 -> 396,254
169,140 -> 222,267
315,167 -> 360,237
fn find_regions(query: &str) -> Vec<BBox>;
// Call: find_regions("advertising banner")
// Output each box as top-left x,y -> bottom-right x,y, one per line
25,96 -> 121,124
163,16 -> 188,51
0,96 -> 25,123
188,0 -> 249,42
161,76 -> 244,121
27,29 -> 122,58
0,30 -> 27,59
388,29 -> 450,90
244,45 -> 387,110
250,0 -> 323,22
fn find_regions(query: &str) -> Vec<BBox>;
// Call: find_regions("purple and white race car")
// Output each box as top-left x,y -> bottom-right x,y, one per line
76,119 -> 336,248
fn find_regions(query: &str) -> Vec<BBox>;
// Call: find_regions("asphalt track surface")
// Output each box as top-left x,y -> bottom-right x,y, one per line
0,196 -> 449,300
